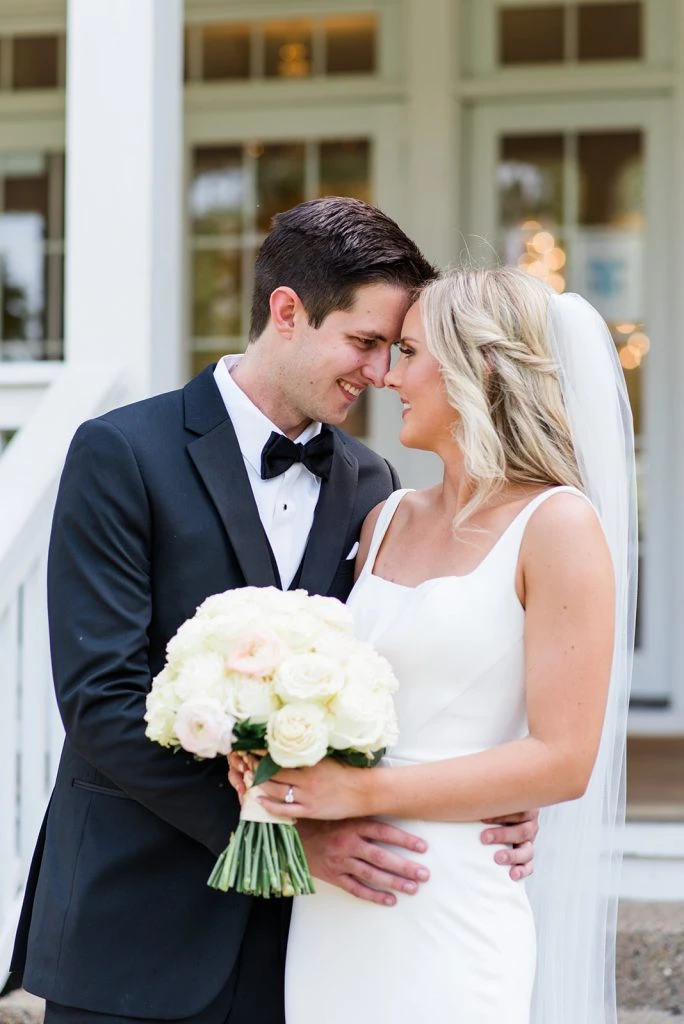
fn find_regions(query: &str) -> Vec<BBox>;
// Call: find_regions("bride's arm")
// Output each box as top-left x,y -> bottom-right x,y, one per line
259,494 -> 615,823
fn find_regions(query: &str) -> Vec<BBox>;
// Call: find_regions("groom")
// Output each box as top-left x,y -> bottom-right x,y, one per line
12,197 -> 537,1024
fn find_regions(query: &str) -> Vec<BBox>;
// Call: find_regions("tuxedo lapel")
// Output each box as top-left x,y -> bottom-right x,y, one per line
297,431 -> 359,596
184,367 -> 279,589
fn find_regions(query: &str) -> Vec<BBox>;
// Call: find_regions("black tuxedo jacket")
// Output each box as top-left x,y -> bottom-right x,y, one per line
12,365 -> 399,1019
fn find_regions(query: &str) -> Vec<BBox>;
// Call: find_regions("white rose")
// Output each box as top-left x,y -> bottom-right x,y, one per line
224,675 -> 281,724
166,616 -> 214,667
344,644 -> 399,694
328,683 -> 399,753
174,698 -> 236,758
304,594 -> 354,634
144,672 -> 179,746
267,703 -> 329,767
172,651 -> 230,702
269,609 -> 328,654
274,653 -> 344,705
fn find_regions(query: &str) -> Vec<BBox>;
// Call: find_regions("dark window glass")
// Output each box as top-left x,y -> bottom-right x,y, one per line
191,147 -> 245,235
202,23 -> 251,80
578,3 -> 641,61
499,6 -> 565,64
319,140 -> 371,202
499,135 -> 564,226
325,15 -> 376,74
12,35 -> 59,89
255,143 -> 306,232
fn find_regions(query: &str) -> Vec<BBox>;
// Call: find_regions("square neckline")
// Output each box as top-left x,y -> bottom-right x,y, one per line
368,486 -> 581,589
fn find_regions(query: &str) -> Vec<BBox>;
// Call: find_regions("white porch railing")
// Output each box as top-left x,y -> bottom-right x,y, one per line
0,362 -> 130,985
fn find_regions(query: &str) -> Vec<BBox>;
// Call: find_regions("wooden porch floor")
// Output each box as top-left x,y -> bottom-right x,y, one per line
627,738 -> 684,821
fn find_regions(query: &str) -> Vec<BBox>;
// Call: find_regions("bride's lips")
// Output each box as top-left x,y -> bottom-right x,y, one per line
400,398 -> 411,418
338,379 -> 364,403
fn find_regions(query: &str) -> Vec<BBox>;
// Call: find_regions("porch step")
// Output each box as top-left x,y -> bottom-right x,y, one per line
621,823 -> 684,901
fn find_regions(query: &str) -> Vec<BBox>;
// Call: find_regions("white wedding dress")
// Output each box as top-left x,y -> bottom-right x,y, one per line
285,486 -> 579,1023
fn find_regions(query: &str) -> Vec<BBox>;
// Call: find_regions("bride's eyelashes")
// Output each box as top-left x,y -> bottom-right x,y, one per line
394,341 -> 415,358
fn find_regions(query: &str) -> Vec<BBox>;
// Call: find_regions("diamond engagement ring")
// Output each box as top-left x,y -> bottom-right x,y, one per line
284,785 -> 295,804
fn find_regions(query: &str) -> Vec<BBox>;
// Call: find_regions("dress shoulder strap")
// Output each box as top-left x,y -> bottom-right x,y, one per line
358,488 -> 414,580
491,485 -> 594,570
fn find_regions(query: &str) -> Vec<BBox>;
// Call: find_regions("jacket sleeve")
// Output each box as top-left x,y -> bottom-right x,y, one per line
386,459 -> 401,490
47,417 -> 235,857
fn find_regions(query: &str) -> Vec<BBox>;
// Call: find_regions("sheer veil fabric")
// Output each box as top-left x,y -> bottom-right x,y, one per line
527,293 -> 638,1023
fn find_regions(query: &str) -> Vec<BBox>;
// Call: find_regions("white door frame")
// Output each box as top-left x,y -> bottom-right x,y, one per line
467,97 -> 678,728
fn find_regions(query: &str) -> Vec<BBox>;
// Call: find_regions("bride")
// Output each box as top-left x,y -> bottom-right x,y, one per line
255,267 -> 636,1023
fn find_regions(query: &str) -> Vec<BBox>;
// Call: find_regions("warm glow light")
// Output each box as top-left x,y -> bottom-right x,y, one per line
549,273 -> 566,293
619,345 -> 641,370
278,41 -> 310,76
531,231 -> 555,254
526,261 -> 546,278
518,252 -> 536,268
521,219 -> 542,231
628,331 -> 651,355
548,247 -> 566,271
615,322 -> 637,334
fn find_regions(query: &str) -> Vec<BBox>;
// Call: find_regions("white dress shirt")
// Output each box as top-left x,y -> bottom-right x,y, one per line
213,355 -> 322,589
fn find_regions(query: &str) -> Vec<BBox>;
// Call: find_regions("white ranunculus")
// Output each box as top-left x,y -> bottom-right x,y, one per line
267,703 -> 329,768
224,675 -> 281,725
224,627 -> 289,679
304,594 -> 354,634
274,653 -> 345,705
174,698 -> 236,758
328,683 -> 399,754
173,652 -> 230,702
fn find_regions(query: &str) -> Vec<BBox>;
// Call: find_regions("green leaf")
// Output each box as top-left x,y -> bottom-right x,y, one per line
231,720 -> 267,751
253,753 -> 282,786
333,748 -> 386,769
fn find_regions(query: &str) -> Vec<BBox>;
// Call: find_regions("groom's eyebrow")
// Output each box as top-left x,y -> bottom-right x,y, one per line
346,329 -> 391,342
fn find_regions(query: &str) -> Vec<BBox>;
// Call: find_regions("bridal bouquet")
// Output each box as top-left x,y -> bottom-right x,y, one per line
145,586 -> 399,898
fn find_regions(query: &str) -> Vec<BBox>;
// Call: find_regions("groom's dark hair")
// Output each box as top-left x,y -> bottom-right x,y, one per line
249,196 -> 437,341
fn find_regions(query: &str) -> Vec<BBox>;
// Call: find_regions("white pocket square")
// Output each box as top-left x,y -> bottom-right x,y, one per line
345,541 -> 359,561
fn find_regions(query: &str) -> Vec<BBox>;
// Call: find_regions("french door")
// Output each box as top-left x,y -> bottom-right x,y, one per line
467,98 -> 673,709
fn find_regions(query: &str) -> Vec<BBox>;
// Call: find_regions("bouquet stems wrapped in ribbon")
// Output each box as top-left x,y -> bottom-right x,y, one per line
145,586 -> 399,898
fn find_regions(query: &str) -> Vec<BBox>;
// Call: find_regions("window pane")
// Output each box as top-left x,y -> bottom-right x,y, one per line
578,132 -> 643,227
192,248 -> 242,339
0,223 -> 45,356
191,147 -> 245,235
319,140 -> 371,202
191,349 -> 238,378
325,15 -> 376,74
255,143 -> 306,232
499,6 -> 565,65
498,135 -> 564,227
12,35 -> 59,89
202,23 -> 251,80
4,172 -> 49,238
264,21 -> 313,78
578,3 -> 641,61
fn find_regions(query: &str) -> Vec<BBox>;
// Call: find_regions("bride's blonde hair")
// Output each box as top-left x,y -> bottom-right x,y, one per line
420,266 -> 583,528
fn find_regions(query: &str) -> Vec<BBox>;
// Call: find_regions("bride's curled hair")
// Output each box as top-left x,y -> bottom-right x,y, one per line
420,266 -> 583,527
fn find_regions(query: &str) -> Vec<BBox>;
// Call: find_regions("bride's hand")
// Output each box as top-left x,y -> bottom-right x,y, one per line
227,752 -> 259,803
257,757 -> 369,821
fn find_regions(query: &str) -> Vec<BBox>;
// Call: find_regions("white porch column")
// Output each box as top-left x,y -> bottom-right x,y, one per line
404,0 -> 460,268
64,0 -> 184,398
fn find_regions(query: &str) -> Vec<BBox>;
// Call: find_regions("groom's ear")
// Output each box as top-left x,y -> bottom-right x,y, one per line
269,287 -> 304,338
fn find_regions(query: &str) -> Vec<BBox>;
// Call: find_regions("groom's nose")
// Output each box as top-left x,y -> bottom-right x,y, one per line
361,347 -> 392,387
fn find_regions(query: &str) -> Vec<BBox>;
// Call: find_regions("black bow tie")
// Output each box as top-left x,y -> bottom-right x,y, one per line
260,428 -> 335,481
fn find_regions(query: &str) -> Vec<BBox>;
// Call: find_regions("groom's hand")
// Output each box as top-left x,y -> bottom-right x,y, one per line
297,819 -> 430,906
480,809 -> 539,881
